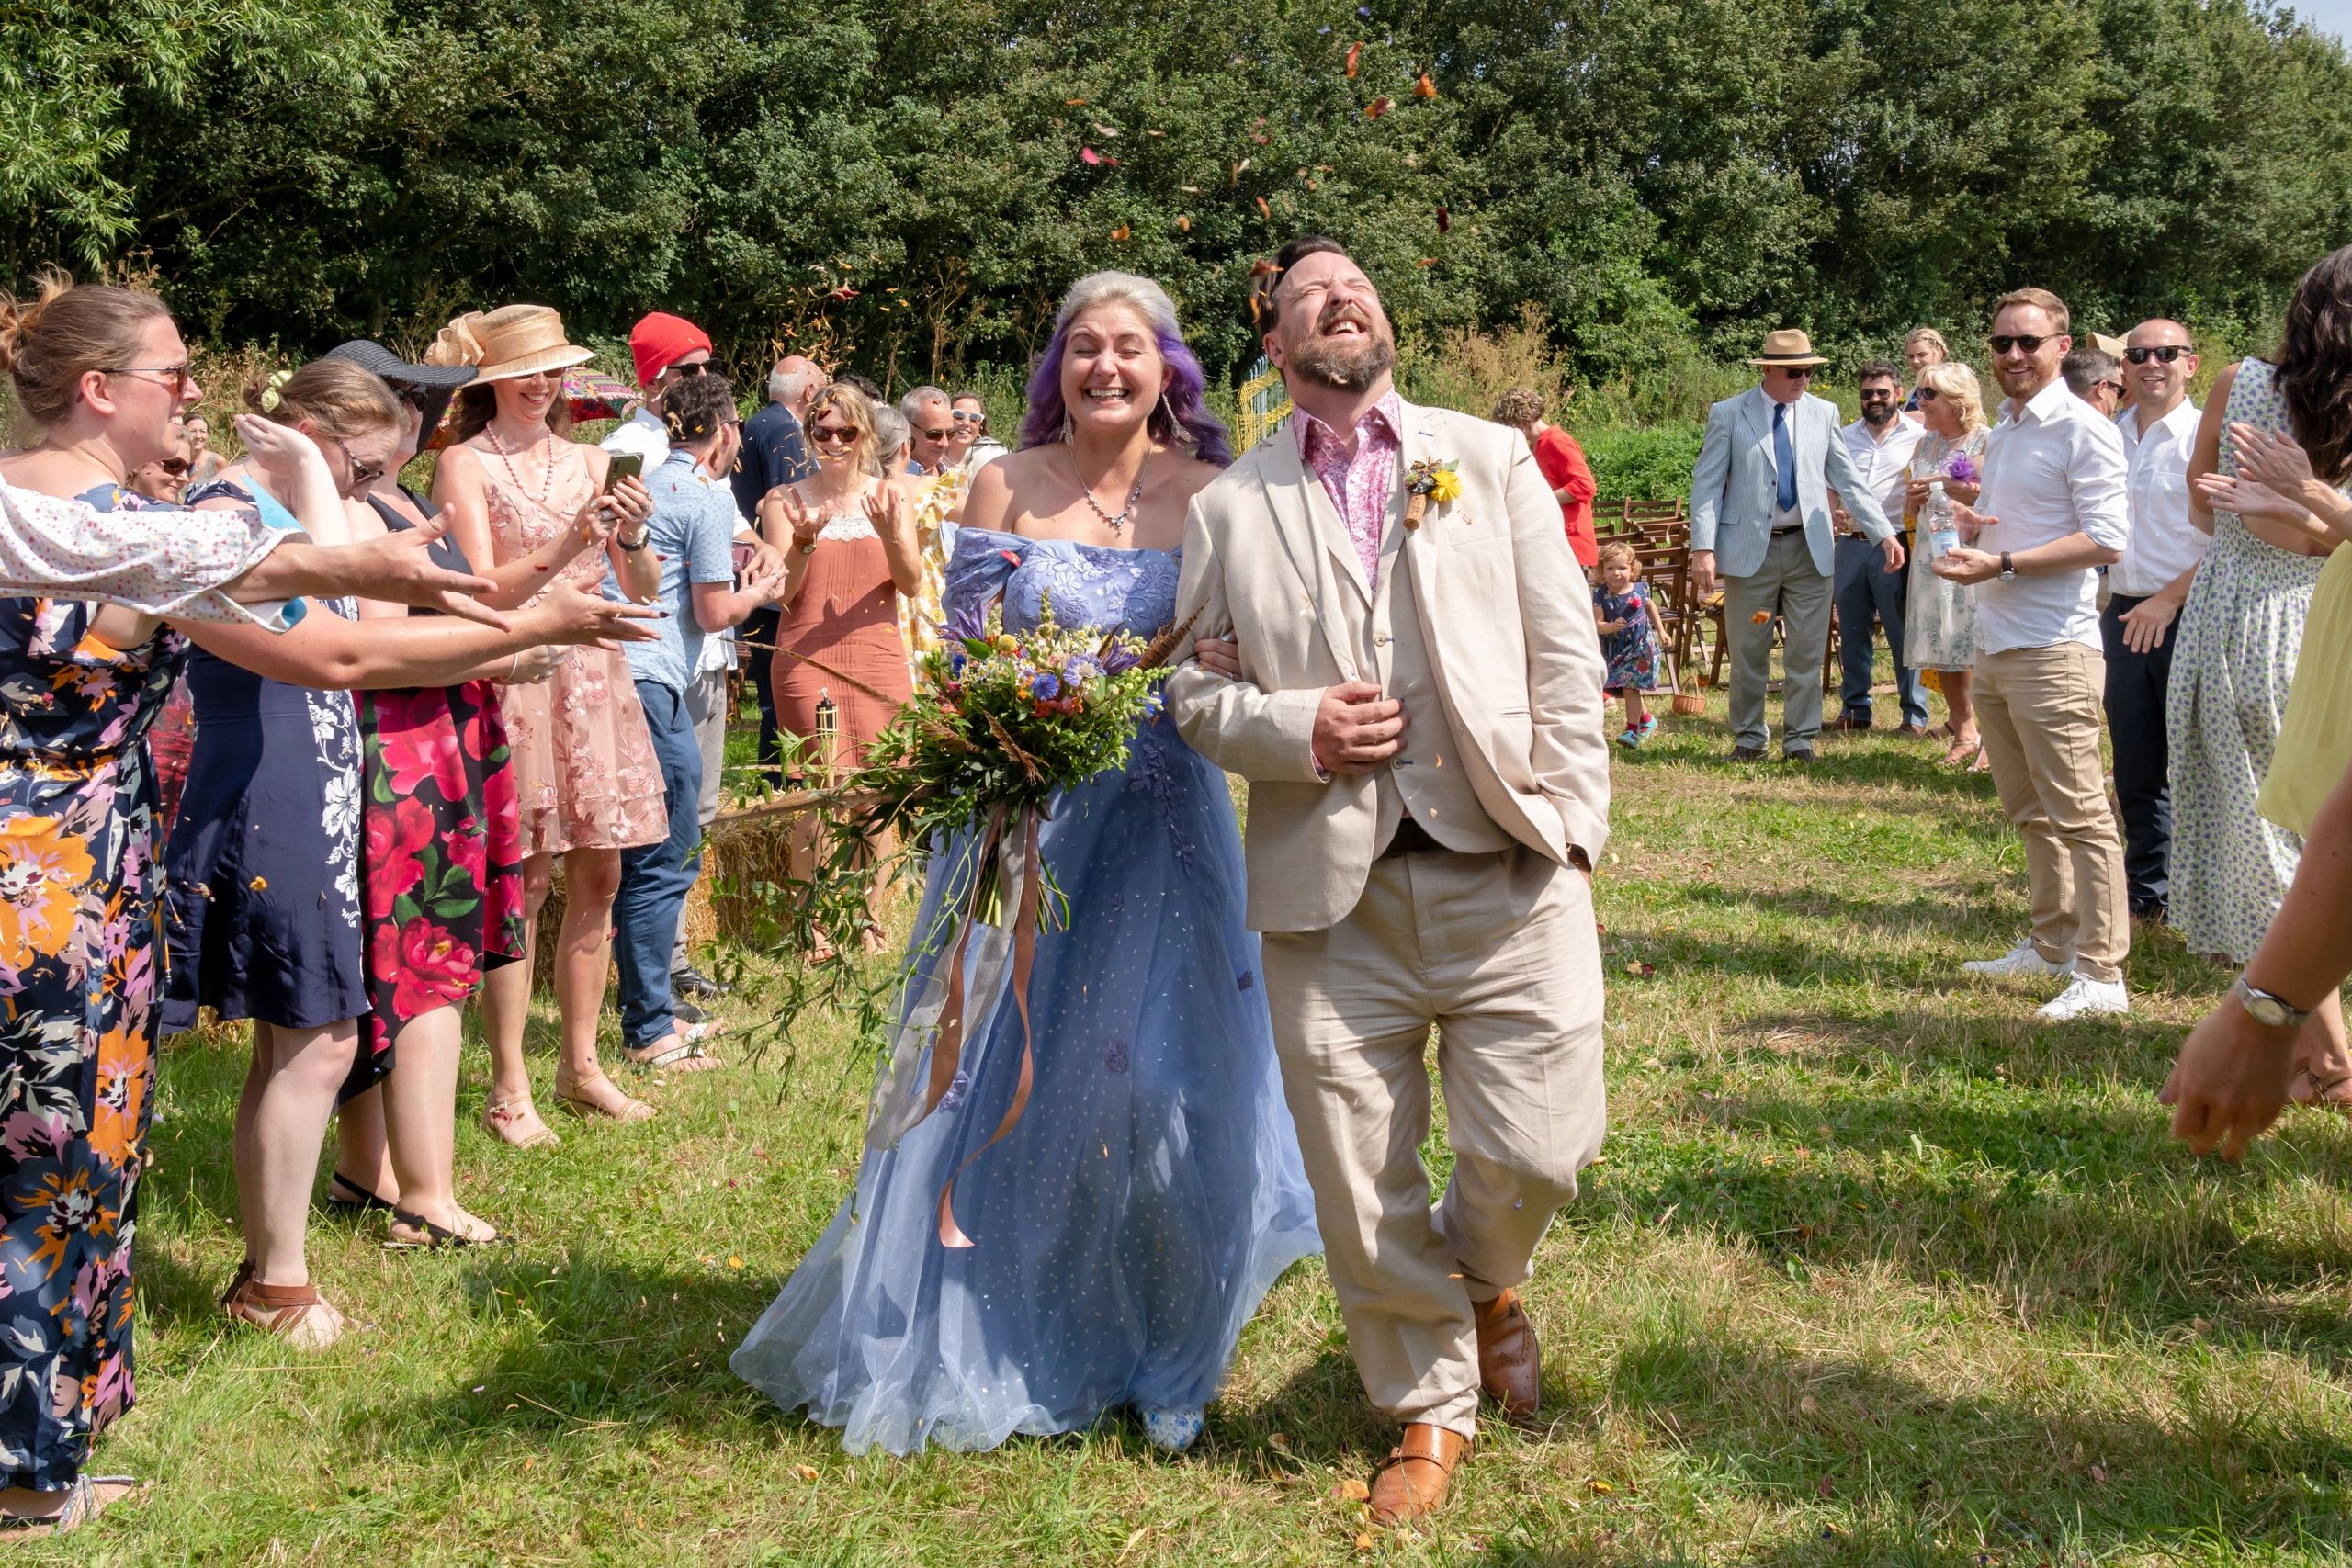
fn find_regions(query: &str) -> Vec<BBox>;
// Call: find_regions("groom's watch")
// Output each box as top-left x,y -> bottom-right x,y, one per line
2232,975 -> 2312,1032
1997,551 -> 2017,581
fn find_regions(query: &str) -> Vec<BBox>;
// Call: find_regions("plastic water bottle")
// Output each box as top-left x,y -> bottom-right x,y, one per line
1926,479 -> 1958,559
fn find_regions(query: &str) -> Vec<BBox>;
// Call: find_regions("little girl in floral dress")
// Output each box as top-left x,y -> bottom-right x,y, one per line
1592,539 -> 1668,747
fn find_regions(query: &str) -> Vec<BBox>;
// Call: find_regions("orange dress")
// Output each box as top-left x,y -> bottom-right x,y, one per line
481,450 -> 665,857
772,513 -> 912,778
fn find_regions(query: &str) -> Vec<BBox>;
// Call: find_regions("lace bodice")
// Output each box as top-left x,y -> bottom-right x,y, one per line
946,528 -> 1181,641
481,444 -> 604,592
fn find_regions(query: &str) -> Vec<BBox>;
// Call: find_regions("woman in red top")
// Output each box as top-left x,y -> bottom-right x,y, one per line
1494,387 -> 1598,569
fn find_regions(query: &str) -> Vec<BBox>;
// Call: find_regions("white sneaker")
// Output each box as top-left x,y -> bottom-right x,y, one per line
1961,941 -> 2076,978
2037,975 -> 2130,1021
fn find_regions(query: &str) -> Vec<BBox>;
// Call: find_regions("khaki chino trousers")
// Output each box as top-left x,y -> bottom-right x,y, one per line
1261,844 -> 1606,1438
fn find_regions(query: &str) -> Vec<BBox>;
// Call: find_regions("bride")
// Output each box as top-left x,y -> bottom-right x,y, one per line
732,273 -> 1319,1454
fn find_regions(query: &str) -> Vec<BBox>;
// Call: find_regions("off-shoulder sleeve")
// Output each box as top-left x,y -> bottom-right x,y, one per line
942,526 -> 1023,624
0,480 -> 303,628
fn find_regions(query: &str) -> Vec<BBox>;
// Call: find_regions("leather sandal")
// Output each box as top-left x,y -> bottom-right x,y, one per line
222,1274 -> 341,1348
0,1473 -> 144,1535
1369,1423 -> 1469,1527
324,1172 -> 397,1215
386,1207 -> 513,1252
2290,1065 -> 2352,1112
553,1069 -> 655,1123
482,1092 -> 560,1150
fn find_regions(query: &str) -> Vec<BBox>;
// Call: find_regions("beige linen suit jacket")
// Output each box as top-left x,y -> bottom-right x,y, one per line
1166,400 -> 1611,932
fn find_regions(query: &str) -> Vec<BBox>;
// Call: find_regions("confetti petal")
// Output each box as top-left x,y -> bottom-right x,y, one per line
1365,96 -> 1392,119
1415,72 -> 1438,98
1345,40 -> 1362,76
1080,146 -> 1103,165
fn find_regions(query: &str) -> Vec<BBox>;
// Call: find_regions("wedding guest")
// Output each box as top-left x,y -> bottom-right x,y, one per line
873,402 -> 913,476
2104,321 -> 2205,922
757,384 -> 922,957
1830,359 -> 1928,734
127,416 -> 192,502
1935,288 -> 2132,1020
1903,362 -> 1991,766
730,357 -> 821,792
899,385 -> 954,474
2092,332 -> 2135,417
1903,328 -> 1951,411
171,361 -> 652,1292
1491,386 -> 1598,570
2064,344 -> 2127,419
430,305 -> 668,1133
1690,331 -> 1902,761
602,310 -> 714,470
735,269 -> 1316,1462
953,391 -> 1011,476
609,373 -> 780,1073
2176,246 -> 2352,1103
183,411 -> 226,485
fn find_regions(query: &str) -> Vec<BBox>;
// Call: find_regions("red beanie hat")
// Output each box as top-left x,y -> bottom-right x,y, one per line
629,311 -> 712,389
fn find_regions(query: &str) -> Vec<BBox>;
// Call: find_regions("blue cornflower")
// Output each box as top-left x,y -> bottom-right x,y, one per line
1030,671 -> 1062,700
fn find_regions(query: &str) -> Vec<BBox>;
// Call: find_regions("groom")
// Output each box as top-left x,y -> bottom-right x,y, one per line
1167,237 -> 1611,1525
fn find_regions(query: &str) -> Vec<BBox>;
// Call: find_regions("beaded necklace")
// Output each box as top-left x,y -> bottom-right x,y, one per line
484,422 -> 560,511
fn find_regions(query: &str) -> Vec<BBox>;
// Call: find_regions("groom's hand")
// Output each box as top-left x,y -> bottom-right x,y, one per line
1313,681 -> 1407,774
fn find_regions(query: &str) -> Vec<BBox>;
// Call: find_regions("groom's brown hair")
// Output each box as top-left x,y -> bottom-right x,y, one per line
1249,235 -> 1353,335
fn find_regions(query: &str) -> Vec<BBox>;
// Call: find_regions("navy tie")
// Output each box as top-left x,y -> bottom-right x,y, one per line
1772,400 -> 1797,513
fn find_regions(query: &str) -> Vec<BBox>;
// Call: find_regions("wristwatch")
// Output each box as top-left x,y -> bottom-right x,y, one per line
2232,975 -> 2312,1032
1997,551 -> 2016,582
797,538 -> 820,557
617,526 -> 650,552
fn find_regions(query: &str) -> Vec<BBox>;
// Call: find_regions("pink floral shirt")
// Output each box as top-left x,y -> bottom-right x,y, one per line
1295,393 -> 1404,592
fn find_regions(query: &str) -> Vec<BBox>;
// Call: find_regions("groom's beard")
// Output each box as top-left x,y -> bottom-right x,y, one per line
1286,308 -> 1399,391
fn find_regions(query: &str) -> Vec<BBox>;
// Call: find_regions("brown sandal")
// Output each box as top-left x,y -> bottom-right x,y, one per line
553,1069 -> 655,1123
482,1092 -> 560,1150
222,1274 -> 341,1347
2290,1066 -> 2352,1111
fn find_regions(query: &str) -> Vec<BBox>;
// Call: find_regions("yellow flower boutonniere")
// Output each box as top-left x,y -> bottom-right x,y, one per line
1403,457 -> 1463,529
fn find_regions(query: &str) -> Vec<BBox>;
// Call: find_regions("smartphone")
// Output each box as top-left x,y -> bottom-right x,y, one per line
602,452 -> 644,493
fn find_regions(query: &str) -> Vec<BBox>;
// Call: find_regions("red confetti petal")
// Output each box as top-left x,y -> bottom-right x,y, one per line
1364,97 -> 1392,119
1345,40 -> 1361,77
1415,73 -> 1438,99
1080,146 -> 1103,165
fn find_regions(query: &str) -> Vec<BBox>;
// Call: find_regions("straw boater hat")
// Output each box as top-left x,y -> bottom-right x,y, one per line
1747,328 -> 1829,368
422,304 -> 594,383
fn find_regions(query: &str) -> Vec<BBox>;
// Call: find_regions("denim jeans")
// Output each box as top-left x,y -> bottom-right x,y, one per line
1835,533 -> 1928,728
741,604 -> 784,789
616,679 -> 704,1050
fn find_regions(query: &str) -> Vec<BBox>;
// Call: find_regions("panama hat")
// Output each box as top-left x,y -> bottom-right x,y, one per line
423,305 -> 594,384
1747,328 -> 1830,368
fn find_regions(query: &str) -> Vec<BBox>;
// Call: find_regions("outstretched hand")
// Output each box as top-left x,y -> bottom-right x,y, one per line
311,521 -> 510,628
526,580 -> 666,647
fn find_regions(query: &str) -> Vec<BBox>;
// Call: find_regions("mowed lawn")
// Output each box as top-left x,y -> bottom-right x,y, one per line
37,683 -> 2352,1566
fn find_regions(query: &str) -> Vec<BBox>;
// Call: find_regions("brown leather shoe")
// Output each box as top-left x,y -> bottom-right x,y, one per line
1474,1288 -> 1541,1420
1368,1423 -> 1468,1526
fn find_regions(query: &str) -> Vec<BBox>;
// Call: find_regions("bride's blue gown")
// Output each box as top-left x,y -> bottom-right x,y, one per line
732,527 -> 1320,1455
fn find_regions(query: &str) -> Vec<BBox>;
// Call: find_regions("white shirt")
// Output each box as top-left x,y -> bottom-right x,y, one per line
1838,412 -> 1926,526
600,406 -> 671,468
1974,376 -> 2132,654
2112,396 -> 2205,598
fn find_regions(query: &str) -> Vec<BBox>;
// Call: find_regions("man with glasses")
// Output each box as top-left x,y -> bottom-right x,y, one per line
1933,288 -> 2133,1020
2102,320 -> 2204,922
2063,344 -> 2127,420
898,386 -> 955,475
1830,359 -> 1928,735
604,311 -> 716,470
1690,329 -> 1904,761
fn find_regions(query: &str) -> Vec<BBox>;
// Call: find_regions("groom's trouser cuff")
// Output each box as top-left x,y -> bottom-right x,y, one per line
1261,845 -> 1606,1437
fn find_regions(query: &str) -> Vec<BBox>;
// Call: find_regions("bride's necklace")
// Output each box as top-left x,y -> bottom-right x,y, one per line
484,423 -> 557,509
1075,446 -> 1149,536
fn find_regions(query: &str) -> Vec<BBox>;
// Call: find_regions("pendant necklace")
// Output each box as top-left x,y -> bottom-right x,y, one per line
1078,448 -> 1150,536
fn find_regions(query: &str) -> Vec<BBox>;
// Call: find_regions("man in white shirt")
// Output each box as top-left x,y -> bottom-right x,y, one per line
603,311 -> 716,470
1934,288 -> 2133,1020
2105,321 -> 2204,922
1830,359 -> 1928,733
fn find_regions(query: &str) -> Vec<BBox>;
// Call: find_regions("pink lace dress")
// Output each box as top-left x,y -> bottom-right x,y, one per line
481,452 -> 664,857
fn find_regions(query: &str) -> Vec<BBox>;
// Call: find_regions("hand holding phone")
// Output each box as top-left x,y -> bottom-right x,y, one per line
601,452 -> 644,494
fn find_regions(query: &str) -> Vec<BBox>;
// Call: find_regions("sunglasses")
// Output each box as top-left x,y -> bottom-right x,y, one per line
1988,334 -> 2055,355
919,427 -> 951,442
2123,345 -> 2189,365
1774,367 -> 1815,380
1915,387 -> 1941,403
810,425 -> 856,445
2098,380 -> 2126,398
107,364 -> 197,394
153,457 -> 191,478
950,409 -> 985,423
668,361 -> 710,378
326,435 -> 386,490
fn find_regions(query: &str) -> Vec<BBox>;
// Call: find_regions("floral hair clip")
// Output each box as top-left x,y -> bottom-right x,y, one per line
258,367 -> 295,412
1402,456 -> 1462,529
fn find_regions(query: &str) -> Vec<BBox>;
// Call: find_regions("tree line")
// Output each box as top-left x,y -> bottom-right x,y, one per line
7,0 -> 2350,393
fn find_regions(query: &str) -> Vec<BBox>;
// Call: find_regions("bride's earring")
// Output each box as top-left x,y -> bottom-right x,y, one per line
1160,392 -> 1193,446
1060,411 -> 1075,444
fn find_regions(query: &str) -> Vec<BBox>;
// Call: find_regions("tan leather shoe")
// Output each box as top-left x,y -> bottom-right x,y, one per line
1368,1423 -> 1469,1526
1474,1288 -> 1541,1420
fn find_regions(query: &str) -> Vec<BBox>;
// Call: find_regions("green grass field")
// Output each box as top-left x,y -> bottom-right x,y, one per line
32,686 -> 2352,1566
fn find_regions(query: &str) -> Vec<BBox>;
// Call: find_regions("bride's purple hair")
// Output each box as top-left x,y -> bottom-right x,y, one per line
1016,272 -> 1233,468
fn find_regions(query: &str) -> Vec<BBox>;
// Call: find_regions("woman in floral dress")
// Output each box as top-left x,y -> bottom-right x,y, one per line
2174,270 -> 2352,1104
428,306 -> 666,1134
1902,361 -> 1991,767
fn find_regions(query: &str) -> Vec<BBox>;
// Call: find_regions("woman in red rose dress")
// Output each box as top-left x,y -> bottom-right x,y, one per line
325,359 -> 537,1248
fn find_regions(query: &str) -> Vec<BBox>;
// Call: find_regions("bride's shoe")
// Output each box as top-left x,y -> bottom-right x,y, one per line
1140,1407 -> 1205,1452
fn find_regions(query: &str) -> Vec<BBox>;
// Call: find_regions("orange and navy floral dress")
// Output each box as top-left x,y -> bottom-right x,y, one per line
0,570 -> 187,1490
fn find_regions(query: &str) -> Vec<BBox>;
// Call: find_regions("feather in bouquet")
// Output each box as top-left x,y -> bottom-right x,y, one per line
745,589 -> 1193,1246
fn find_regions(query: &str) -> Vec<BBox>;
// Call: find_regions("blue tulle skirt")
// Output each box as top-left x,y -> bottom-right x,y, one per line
731,718 -> 1321,1453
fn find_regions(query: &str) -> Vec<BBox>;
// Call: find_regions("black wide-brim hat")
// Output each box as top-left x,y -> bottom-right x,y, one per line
323,339 -> 480,389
